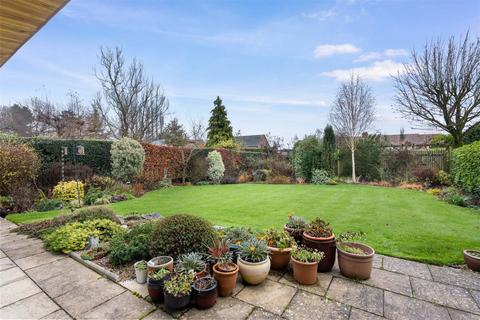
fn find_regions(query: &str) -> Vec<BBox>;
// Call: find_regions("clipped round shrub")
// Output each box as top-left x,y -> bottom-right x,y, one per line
111,137 -> 145,182
52,180 -> 85,202
109,222 -> 155,266
452,141 -> 480,195
149,214 -> 216,258
207,150 -> 225,184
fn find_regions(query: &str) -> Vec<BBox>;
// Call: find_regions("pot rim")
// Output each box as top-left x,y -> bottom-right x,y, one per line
291,256 -> 319,266
213,262 -> 239,275
238,257 -> 269,265
134,261 -> 147,269
193,277 -> 218,292
464,249 -> 480,260
284,224 -> 304,232
268,246 -> 292,253
337,242 -> 375,258
303,231 -> 335,241
148,256 -> 173,267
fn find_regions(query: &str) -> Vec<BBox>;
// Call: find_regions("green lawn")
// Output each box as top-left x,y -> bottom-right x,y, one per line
7,184 -> 479,265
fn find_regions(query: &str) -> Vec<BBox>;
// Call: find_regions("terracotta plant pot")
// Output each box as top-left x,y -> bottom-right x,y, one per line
464,250 -> 480,272
192,277 -> 217,309
291,257 -> 319,285
302,232 -> 336,272
164,291 -> 191,310
237,257 -> 270,285
284,225 -> 304,244
337,242 -> 375,280
268,246 -> 292,270
147,256 -> 174,275
212,263 -> 239,297
147,274 -> 171,303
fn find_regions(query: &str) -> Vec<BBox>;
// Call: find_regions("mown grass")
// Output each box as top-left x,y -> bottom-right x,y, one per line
7,184 -> 479,265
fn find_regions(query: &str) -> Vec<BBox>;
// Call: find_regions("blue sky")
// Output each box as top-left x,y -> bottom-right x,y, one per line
0,0 -> 479,143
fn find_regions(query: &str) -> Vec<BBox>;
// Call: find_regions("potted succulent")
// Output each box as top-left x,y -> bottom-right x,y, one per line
148,256 -> 174,275
291,247 -> 324,285
134,260 -> 147,284
163,273 -> 194,310
302,218 -> 336,272
284,214 -> 307,244
175,252 -> 207,279
224,227 -> 255,261
192,276 -> 218,309
263,228 -> 295,270
147,268 -> 171,303
337,231 -> 375,280
237,238 -> 270,285
209,238 -> 239,296
463,249 -> 480,272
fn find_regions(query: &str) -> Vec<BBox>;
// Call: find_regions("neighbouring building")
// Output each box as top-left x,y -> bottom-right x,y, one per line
383,133 -> 437,149
235,134 -> 270,150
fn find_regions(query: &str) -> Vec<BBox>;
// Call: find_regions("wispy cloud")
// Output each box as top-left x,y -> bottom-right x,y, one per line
354,48 -> 408,62
302,9 -> 336,21
314,44 -> 361,58
321,59 -> 405,81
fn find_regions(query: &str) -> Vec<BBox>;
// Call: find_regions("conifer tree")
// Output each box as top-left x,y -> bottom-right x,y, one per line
206,96 -> 233,147
322,125 -> 337,176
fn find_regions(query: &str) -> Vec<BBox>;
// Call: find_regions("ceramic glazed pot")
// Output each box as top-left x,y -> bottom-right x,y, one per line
212,263 -> 239,297
302,232 -> 336,272
147,274 -> 171,303
283,225 -> 304,245
237,257 -> 270,285
464,250 -> 480,272
134,261 -> 147,284
268,246 -> 292,270
291,257 -> 319,285
147,256 -> 174,275
337,242 -> 375,280
192,277 -> 218,309
164,291 -> 191,310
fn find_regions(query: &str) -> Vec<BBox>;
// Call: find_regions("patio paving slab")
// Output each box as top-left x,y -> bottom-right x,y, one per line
384,291 -> 450,320
382,256 -> 432,280
236,279 -> 297,315
6,242 -> 46,260
25,257 -> 74,282
267,269 -> 285,281
448,309 -> 480,320
143,309 -> 174,320
283,290 -> 350,320
247,307 -> 284,319
279,271 -> 331,296
0,257 -> 15,271
326,277 -> 384,316
180,297 -> 254,320
0,277 -> 42,308
411,277 -> 480,314
15,251 -> 64,270
37,266 -> 101,298
0,292 -> 60,320
55,278 -> 126,318
79,291 -> 155,319
361,268 -> 412,296
471,290 -> 480,307
119,279 -> 149,298
41,309 -> 73,320
429,265 -> 480,291
0,266 -> 26,286
1,238 -> 43,252
349,308 -> 385,319
372,255 -> 383,269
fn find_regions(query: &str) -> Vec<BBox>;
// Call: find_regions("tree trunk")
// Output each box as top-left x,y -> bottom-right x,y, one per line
351,148 -> 356,183
451,131 -> 464,148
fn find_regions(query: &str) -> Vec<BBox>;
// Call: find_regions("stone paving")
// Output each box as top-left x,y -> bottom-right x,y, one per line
1,217 -> 479,319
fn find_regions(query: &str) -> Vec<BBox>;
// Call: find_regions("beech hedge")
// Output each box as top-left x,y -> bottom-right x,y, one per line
451,140 -> 480,194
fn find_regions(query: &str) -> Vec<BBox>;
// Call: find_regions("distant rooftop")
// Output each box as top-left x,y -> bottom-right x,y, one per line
235,134 -> 269,149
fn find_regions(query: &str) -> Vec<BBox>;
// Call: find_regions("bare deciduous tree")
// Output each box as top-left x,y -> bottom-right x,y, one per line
94,47 -> 169,142
189,119 -> 206,141
393,33 -> 480,147
330,74 -> 375,182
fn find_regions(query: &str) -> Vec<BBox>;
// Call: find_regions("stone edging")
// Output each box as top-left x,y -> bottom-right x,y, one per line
69,251 -> 119,282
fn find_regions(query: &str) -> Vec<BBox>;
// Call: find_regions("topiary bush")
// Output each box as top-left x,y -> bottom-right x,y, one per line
109,222 -> 155,265
149,214 -> 216,258
207,150 -> 225,184
52,180 -> 85,202
452,141 -> 480,195
111,137 -> 145,182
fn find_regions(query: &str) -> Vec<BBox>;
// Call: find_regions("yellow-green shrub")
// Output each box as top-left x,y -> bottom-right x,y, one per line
52,180 -> 85,201
426,188 -> 441,196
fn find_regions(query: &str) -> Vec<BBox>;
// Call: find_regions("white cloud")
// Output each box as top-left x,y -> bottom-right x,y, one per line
355,48 -> 408,62
321,59 -> 405,81
303,9 -> 336,21
314,44 -> 361,58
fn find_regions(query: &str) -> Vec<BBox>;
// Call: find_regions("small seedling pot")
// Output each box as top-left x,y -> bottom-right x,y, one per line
147,274 -> 171,303
237,257 -> 270,285
134,261 -> 147,284
268,246 -> 292,270
212,263 -> 239,297
291,257 -> 319,285
192,277 -> 218,309
337,242 -> 375,280
464,250 -> 480,272
302,232 -> 336,272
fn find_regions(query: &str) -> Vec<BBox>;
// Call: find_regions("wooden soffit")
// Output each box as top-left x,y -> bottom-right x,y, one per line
0,0 -> 69,67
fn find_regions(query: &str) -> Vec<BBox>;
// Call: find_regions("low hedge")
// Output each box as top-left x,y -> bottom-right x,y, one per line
451,140 -> 480,195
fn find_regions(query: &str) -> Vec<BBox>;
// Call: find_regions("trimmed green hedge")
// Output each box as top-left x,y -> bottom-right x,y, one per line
452,140 -> 480,194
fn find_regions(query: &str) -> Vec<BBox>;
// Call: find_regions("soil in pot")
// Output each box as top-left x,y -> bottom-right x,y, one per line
291,257 -> 318,285
148,256 -> 174,275
213,263 -> 239,297
164,292 -> 191,310
237,257 -> 270,285
302,232 -> 336,272
269,247 -> 292,270
464,250 -> 480,272
284,225 -> 303,245
147,274 -> 171,303
192,277 -> 217,309
337,242 -> 375,280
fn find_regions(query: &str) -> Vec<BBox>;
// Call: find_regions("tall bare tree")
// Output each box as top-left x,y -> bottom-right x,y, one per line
393,33 -> 480,147
189,119 -> 206,141
94,47 -> 169,142
330,74 -> 375,182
